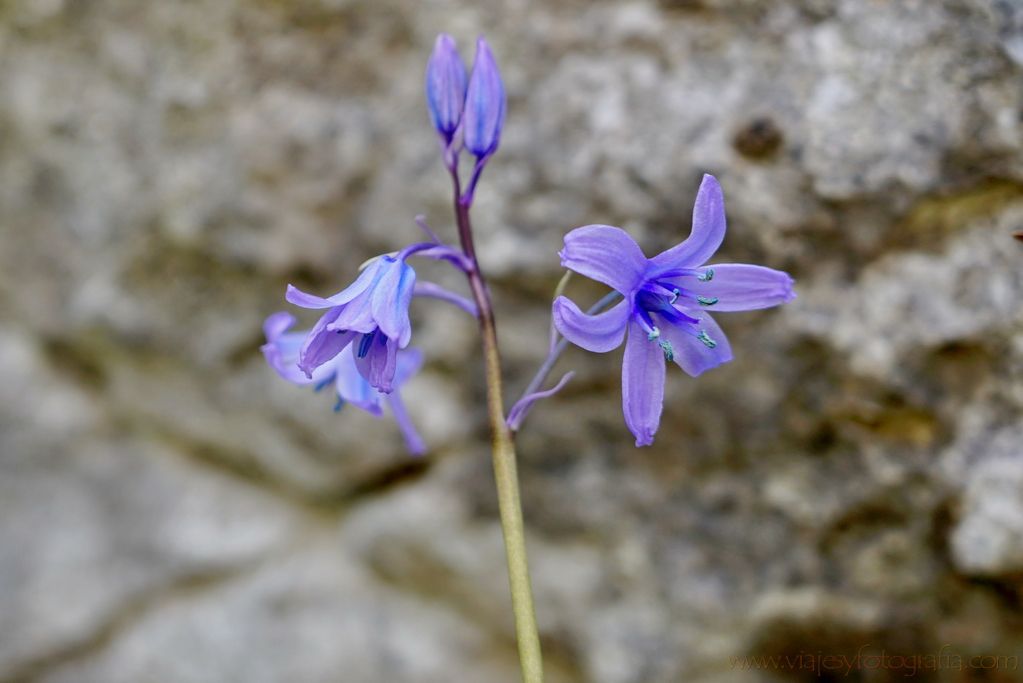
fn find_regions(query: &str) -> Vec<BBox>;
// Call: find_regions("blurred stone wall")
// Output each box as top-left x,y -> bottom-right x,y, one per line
1,0 -> 1022,681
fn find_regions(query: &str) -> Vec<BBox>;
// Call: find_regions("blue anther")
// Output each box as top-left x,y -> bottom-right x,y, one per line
697,296 -> 719,306
357,333 -> 374,358
698,268 -> 714,282
659,339 -> 675,362
697,330 -> 717,348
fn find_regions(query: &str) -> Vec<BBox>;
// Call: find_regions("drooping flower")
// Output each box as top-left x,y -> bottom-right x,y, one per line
285,253 -> 416,393
553,174 -> 795,447
262,312 -> 426,455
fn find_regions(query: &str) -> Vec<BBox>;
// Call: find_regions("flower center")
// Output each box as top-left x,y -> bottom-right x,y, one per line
634,275 -> 720,359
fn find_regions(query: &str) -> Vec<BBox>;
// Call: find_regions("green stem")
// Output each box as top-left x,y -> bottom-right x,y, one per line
452,175 -> 544,683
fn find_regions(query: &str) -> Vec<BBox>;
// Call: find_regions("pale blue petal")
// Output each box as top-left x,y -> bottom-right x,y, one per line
559,225 -> 648,294
285,261 -> 381,310
622,318 -> 665,447
650,174 -> 726,273
655,311 -> 733,377
333,346 -> 383,415
354,331 -> 400,393
553,297 -> 630,353
386,393 -> 426,456
677,263 -> 795,312
370,258 -> 416,347
298,308 -> 358,378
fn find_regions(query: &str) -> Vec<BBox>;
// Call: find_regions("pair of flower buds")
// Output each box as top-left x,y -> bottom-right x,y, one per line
426,35 -> 505,168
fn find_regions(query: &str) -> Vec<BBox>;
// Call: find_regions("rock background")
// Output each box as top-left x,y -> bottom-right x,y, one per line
1,0 -> 1022,681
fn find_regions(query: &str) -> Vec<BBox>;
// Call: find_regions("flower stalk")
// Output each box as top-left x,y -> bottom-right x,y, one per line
451,172 -> 544,683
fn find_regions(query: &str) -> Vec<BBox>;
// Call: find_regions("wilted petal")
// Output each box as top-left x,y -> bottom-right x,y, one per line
650,174 -> 726,273
370,257 -> 416,347
285,263 -> 380,310
463,36 -> 505,157
506,371 -> 574,431
354,331 -> 400,393
425,33 -> 467,141
299,308 -> 358,377
560,225 -> 648,294
553,297 -> 630,352
622,319 -> 666,447
656,311 -> 733,377
679,263 -> 795,312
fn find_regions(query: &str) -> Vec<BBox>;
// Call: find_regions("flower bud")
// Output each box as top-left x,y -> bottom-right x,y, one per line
463,37 -> 505,158
425,34 -> 467,143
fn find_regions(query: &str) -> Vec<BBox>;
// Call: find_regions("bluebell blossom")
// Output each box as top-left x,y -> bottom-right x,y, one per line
553,174 -> 795,446
262,312 -> 426,455
286,253 -> 416,393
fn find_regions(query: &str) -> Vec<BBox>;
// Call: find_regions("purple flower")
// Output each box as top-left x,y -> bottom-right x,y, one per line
425,33 -> 468,144
262,312 -> 426,455
285,253 -> 415,393
462,37 -> 505,159
553,174 -> 795,447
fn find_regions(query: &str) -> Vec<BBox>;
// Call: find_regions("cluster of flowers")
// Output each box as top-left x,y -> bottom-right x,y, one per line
263,34 -> 795,452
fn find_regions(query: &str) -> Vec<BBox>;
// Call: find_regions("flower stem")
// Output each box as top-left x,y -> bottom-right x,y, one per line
451,173 -> 544,683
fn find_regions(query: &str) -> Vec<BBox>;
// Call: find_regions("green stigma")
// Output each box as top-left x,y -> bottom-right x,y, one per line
659,339 -> 674,362
697,296 -> 719,306
697,330 -> 717,348
698,268 -> 714,282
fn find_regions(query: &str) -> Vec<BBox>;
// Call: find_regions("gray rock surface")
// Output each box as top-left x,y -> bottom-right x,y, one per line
1,0 -> 1022,681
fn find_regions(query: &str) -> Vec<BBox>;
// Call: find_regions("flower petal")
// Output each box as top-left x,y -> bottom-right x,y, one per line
298,308 -> 358,377
553,297 -> 630,353
354,331 -> 400,393
386,393 -> 427,456
263,311 -> 296,342
650,174 -> 726,273
678,263 -> 795,312
370,258 -> 416,347
333,346 -> 383,415
285,261 -> 381,310
622,319 -> 665,447
656,311 -> 733,377
393,347 -> 424,387
559,225 -> 648,294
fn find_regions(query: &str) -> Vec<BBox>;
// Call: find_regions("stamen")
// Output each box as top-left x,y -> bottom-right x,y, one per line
357,333 -> 374,358
697,296 -> 718,306
333,397 -> 345,412
659,340 -> 674,362
647,326 -> 660,341
698,268 -> 714,282
314,377 -> 333,393
697,330 -> 717,348
670,288 -> 680,304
